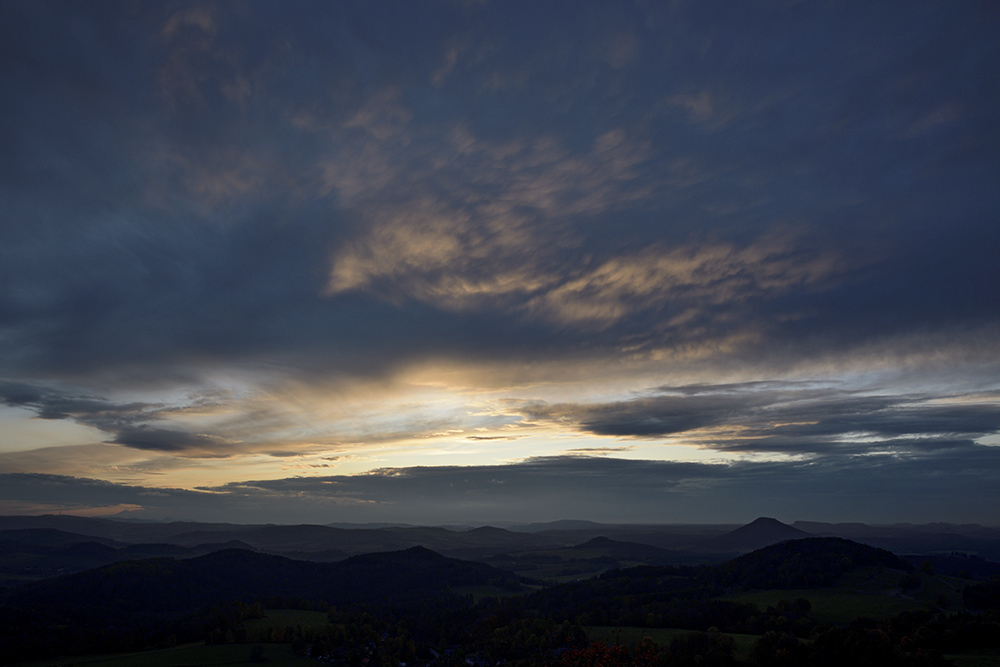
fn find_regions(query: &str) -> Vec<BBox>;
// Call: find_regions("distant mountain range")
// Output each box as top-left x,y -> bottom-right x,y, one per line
8,545 -> 524,615
4,535 -> 913,620
1,514 -> 998,585
702,516 -> 813,553
0,516 -> 1000,665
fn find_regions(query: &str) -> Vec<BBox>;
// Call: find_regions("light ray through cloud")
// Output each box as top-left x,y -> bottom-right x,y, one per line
0,0 -> 997,524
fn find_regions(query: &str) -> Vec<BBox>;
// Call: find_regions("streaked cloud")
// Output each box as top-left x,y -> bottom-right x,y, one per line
0,1 -> 997,524
524,237 -> 840,328
324,125 -> 653,309
522,382 -> 1000,456
3,446 -> 998,524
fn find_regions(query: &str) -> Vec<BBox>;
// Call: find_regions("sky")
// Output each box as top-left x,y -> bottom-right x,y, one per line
1,0 -> 998,526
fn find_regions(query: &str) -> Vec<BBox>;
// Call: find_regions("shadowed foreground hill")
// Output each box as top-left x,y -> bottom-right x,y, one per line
715,536 -> 913,589
4,536 -> 996,666
4,537 -> 913,623
0,546 -> 526,661
6,546 -> 523,615
526,537 -> 917,631
0,528 -> 247,582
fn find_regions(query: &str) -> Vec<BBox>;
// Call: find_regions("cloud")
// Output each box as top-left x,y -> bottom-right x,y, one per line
564,446 -> 635,454
1,0 -> 996,388
109,427 -> 234,454
0,381 -> 157,431
0,1 -> 997,525
0,473 -> 213,517
323,125 -> 654,311
522,383 -> 1000,456
320,109 -> 843,339
4,449 -> 998,524
0,381 -> 240,456
665,91 -> 720,124
522,237 -> 840,329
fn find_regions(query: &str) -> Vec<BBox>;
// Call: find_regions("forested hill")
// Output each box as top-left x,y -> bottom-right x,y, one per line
0,537 -> 922,622
714,536 -> 913,589
3,537 -> 998,665
525,537 -> 919,633
6,545 -> 524,615
575,536 -> 913,591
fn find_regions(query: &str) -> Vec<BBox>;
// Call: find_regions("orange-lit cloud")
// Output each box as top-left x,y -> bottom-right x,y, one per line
1,0 -> 997,524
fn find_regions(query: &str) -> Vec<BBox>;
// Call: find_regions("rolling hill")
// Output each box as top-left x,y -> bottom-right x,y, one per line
7,545 -> 525,614
701,517 -> 812,553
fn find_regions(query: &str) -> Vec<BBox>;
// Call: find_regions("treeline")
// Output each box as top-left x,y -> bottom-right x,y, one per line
962,576 -> 1000,610
523,537 -> 913,636
713,537 -> 913,589
742,610 -> 998,667
0,547 -> 509,663
555,612 -> 999,667
3,539 -> 1000,665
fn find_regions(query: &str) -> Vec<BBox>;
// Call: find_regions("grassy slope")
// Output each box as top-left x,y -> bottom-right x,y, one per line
723,588 -> 925,624
722,566 -> 971,624
586,564 -> 993,665
243,608 -> 329,629
946,648 -> 1000,667
17,610 -> 327,667
16,642 -> 316,667
586,626 -> 759,662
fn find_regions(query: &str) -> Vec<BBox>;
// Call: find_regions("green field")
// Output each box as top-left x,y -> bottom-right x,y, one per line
451,583 -> 535,600
19,610 -> 329,667
244,608 -> 329,629
721,565 -> 971,625
19,642 -> 316,667
946,648 -> 1000,667
586,626 -> 760,662
585,626 -> 1000,667
723,587 -> 927,624
510,563 -> 610,582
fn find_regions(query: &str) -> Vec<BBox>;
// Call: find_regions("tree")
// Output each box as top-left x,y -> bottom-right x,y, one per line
247,643 -> 266,663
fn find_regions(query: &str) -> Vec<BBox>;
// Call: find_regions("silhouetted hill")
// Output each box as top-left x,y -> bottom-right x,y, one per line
5,515 -> 997,579
581,525 -> 739,552
0,528 -> 280,584
793,521 -> 1000,562
0,515 -> 250,543
190,539 -> 257,555
276,548 -> 350,562
56,541 -> 120,560
8,546 -> 525,616
412,524 -> 556,544
575,535 -> 684,553
904,552 -> 1000,580
578,536 -> 627,549
703,517 -> 812,553
0,528 -> 120,549
0,534 -> 989,667
715,537 -> 912,589
516,519 -> 608,532
568,536 -> 695,564
521,536 -> 921,635
393,525 -> 560,559
0,530 -> 128,581
117,542 -> 195,559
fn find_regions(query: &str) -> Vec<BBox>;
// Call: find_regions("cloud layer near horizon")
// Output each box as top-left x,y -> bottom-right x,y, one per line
1,1 -> 998,524
4,445 -> 999,524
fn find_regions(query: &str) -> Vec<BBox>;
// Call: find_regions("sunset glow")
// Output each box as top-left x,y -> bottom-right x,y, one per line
1,1 -> 997,525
